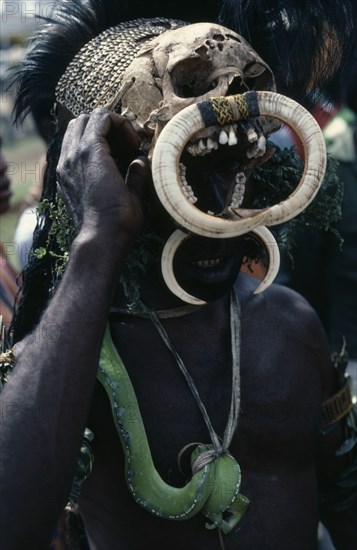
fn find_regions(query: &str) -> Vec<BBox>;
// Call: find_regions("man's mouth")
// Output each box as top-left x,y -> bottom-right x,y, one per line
174,235 -> 242,277
188,256 -> 237,283
173,244 -> 243,297
192,257 -> 224,267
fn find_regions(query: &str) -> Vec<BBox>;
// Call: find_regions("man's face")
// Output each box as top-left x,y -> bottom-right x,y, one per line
167,142 -> 256,301
145,144 -> 251,303
172,234 -> 244,302
147,210 -> 244,303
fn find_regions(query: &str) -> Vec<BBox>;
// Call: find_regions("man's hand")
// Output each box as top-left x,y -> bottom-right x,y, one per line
56,108 -> 150,244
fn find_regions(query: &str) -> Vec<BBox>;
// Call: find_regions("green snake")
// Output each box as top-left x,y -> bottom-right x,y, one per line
97,325 -> 249,534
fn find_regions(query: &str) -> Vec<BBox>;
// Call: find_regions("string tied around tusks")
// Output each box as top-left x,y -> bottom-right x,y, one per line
151,90 -> 327,239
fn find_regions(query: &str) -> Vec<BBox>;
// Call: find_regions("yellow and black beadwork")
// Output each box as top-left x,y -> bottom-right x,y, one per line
198,91 -> 260,127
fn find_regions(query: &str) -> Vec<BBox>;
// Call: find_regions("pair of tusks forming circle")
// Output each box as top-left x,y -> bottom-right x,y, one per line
161,227 -> 280,305
152,91 -> 327,304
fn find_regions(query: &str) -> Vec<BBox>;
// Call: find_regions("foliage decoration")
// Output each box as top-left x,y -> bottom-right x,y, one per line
33,196 -> 76,278
249,145 -> 343,260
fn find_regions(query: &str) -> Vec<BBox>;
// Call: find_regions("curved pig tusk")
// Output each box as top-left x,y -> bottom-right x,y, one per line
248,226 -> 280,294
152,91 -> 326,238
161,230 -> 207,305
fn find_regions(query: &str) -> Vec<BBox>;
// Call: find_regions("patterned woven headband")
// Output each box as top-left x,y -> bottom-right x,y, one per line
55,18 -> 186,117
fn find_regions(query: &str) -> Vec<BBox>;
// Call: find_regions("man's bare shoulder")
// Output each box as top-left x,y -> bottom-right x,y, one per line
237,273 -> 329,340
236,273 -> 334,398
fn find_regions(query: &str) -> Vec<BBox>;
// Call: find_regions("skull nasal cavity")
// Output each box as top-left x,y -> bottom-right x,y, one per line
195,45 -> 210,60
205,38 -> 224,51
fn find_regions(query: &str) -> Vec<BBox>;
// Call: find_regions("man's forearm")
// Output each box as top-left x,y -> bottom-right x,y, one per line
0,227 -> 126,548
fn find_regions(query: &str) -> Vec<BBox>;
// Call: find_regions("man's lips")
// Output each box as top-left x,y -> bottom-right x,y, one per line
174,254 -> 241,289
192,257 -> 224,268
174,235 -> 240,268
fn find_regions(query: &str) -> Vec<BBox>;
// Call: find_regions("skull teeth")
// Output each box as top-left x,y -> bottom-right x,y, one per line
179,162 -> 198,203
207,137 -> 218,150
247,128 -> 258,143
246,135 -> 267,158
229,172 -> 246,208
188,136 -> 219,156
219,129 -> 229,145
198,139 -> 205,152
188,122 -> 266,158
180,156 -> 247,209
228,126 -> 238,146
182,121 -> 265,208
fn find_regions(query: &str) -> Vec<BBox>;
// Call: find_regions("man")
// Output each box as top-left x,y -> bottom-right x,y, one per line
1,2 -> 356,549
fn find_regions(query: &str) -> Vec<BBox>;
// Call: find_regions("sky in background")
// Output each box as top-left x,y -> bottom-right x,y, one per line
1,0 -> 55,39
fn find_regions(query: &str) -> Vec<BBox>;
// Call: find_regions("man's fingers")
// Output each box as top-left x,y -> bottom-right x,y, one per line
125,155 -> 151,200
60,113 -> 90,158
60,110 -> 141,173
83,108 -> 141,158
107,114 -> 142,158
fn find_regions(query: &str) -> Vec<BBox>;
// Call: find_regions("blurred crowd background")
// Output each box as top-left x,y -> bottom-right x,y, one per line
0,1 -> 48,267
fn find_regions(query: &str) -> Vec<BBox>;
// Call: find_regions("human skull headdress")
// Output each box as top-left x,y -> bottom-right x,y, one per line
55,18 -> 326,304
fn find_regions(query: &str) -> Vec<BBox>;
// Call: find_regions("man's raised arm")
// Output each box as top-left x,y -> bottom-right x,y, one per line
0,110 -> 149,548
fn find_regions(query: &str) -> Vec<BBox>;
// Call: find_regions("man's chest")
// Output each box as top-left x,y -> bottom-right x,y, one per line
91,312 -> 321,479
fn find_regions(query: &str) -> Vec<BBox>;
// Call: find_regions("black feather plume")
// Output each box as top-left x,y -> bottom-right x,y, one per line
12,0 -> 221,124
13,0 -> 104,124
12,0 -> 357,123
219,0 -> 357,102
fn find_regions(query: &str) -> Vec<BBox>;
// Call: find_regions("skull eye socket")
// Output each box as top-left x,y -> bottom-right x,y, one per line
171,58 -> 217,98
243,62 -> 274,91
227,76 -> 249,95
244,62 -> 267,77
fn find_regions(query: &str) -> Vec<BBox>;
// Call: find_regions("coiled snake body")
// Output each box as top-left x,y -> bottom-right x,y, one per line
97,326 -> 248,534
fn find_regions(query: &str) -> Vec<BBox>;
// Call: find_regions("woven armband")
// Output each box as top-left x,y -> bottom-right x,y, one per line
319,358 -> 357,513
69,428 -> 95,505
0,316 -> 15,390
0,349 -> 16,390
321,383 -> 353,429
318,402 -> 357,513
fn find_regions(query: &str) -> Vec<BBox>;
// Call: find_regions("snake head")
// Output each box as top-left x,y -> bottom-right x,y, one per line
205,492 -> 249,534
